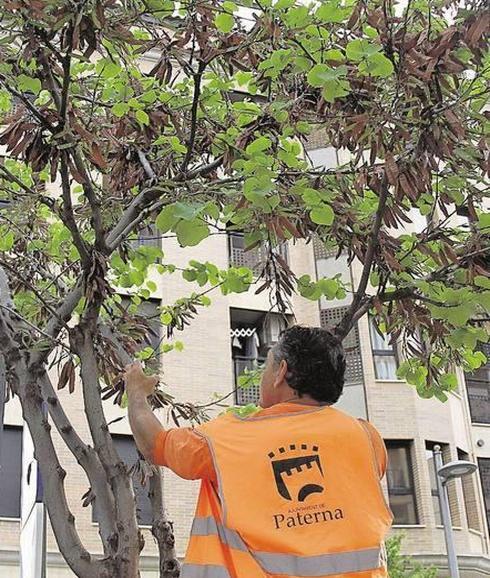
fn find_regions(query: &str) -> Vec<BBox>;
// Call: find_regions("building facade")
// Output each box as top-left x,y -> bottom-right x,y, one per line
0,147 -> 489,577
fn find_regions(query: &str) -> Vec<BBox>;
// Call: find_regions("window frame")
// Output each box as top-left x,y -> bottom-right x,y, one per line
369,317 -> 399,381
92,434 -> 153,528
385,440 -> 419,526
0,424 -> 23,520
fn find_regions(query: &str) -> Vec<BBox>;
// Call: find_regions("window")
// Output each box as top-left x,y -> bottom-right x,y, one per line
426,442 -> 460,527
0,425 -> 23,518
129,224 -> 161,251
93,435 -> 153,526
386,441 -> 418,525
118,296 -> 162,354
458,449 -> 480,531
465,343 -> 490,424
369,318 -> 398,380
478,458 -> 490,536
426,443 -> 443,525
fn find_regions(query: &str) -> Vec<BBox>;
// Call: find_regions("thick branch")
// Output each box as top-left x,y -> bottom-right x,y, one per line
70,320 -> 142,575
335,175 -> 390,339
149,468 -> 180,578
60,151 -> 91,266
69,148 -> 106,251
0,275 -> 97,576
180,60 -> 206,173
41,372 -> 118,556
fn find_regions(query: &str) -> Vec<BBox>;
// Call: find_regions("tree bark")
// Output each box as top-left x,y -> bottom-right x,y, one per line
70,323 -> 143,578
149,468 -> 180,578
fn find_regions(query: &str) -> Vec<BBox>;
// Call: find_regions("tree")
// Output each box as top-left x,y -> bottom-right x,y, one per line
0,0 -> 488,576
387,534 -> 437,578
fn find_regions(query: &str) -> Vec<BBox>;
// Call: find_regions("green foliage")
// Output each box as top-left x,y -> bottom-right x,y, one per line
0,0 -> 487,404
386,534 -> 437,578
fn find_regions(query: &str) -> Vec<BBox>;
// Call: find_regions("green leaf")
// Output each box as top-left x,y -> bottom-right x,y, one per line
307,64 -> 346,87
169,136 -> 187,154
477,212 -> 490,231
223,0 -> 237,11
322,79 -> 350,103
17,75 -> 42,96
310,205 -> 334,225
215,13 -> 234,33
0,231 -> 14,251
135,109 -> 150,126
96,60 -> 122,79
161,312 -> 173,325
307,64 -> 350,102
174,340 -> 184,352
175,219 -> 209,246
345,39 -> 380,61
324,49 -> 345,61
475,275 -> 490,289
316,2 -> 351,23
156,205 -> 178,232
359,52 -> 394,78
245,136 -> 272,155
112,102 -> 129,117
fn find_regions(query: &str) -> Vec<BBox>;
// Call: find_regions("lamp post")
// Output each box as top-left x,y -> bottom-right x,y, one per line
433,445 -> 478,578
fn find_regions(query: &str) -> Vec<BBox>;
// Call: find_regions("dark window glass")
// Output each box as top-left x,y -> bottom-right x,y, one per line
0,425 -> 22,518
386,441 -> 418,525
478,458 -> 490,536
369,317 -> 398,380
93,435 -> 153,526
465,343 -> 490,424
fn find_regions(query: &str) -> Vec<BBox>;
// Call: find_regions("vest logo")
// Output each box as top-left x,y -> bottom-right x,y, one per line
268,444 -> 324,502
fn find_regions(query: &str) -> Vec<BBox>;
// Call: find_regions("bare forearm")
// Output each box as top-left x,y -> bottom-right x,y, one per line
127,392 -> 164,462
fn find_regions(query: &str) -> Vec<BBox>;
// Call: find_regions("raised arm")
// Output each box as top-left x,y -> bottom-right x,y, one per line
124,361 -> 164,462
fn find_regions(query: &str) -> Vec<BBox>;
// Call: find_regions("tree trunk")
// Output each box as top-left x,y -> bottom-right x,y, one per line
149,468 -> 181,578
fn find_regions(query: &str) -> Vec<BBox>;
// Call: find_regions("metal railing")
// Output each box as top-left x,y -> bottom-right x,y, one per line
233,356 -> 262,405
228,234 -> 288,276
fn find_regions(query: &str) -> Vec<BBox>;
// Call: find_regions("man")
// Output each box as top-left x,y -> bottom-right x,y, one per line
126,325 -> 393,578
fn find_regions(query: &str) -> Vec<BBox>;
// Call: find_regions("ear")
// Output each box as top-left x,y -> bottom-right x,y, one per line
273,359 -> 288,388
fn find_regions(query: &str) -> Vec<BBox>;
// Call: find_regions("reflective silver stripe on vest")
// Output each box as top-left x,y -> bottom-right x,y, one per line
254,547 -> 382,577
191,516 -> 248,551
180,563 -> 232,578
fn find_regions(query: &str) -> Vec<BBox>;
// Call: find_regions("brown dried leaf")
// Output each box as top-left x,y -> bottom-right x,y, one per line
58,359 -> 74,390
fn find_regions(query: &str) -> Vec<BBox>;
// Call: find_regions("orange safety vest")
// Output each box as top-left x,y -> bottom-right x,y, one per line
182,405 -> 393,578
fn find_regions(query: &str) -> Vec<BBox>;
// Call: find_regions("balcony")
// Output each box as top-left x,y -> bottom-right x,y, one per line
230,308 -> 290,405
228,232 -> 288,276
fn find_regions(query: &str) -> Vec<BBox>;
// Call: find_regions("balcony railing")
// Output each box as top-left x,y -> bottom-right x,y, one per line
233,356 -> 262,405
228,233 -> 288,276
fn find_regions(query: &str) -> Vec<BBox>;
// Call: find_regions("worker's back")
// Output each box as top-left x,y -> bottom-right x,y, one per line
182,405 -> 393,578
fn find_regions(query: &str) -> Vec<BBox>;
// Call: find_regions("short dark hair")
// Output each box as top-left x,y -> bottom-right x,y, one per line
272,326 -> 346,404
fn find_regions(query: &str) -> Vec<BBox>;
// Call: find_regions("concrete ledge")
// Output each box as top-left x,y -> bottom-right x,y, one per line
413,554 -> 490,577
0,550 -> 164,571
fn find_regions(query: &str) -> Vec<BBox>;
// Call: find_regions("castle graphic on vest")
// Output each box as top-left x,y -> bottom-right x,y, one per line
268,443 -> 325,502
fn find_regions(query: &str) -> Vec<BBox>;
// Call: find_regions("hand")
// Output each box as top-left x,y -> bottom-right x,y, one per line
123,361 -> 159,399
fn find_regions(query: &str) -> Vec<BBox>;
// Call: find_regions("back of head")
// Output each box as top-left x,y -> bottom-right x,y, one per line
272,325 -> 346,404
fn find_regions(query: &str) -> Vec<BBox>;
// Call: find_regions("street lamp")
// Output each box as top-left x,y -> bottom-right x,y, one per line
433,445 -> 478,578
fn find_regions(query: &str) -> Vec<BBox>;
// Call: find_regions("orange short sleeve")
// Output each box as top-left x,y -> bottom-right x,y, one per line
152,427 -> 217,483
